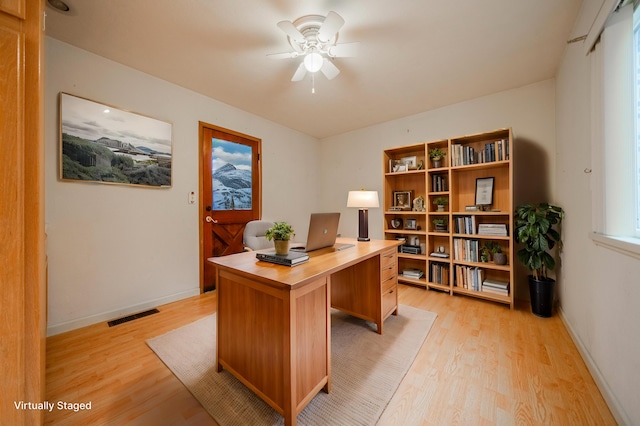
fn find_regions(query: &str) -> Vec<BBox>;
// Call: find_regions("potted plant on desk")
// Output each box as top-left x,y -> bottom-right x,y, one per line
265,222 -> 295,255
514,203 -> 564,317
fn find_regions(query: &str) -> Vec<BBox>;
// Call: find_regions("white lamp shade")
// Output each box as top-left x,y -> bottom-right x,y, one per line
304,52 -> 323,73
347,190 -> 379,208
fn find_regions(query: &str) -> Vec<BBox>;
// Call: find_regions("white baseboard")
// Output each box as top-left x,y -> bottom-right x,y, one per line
557,306 -> 630,426
46,288 -> 201,336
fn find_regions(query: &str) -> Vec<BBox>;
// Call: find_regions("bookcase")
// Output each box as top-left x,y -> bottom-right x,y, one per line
383,128 -> 514,308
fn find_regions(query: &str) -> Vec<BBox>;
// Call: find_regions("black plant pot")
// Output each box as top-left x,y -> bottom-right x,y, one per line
528,276 -> 555,318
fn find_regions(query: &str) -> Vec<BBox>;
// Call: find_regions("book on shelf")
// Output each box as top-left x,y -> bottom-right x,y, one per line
431,174 -> 448,192
454,216 -> 477,235
402,268 -> 424,279
256,251 -> 309,266
454,265 -> 484,291
450,139 -> 509,166
477,223 -> 508,236
481,279 -> 510,295
429,252 -> 450,258
482,287 -> 509,296
429,263 -> 449,285
453,238 -> 480,262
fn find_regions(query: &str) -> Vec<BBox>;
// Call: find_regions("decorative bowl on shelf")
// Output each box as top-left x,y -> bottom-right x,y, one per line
391,218 -> 403,229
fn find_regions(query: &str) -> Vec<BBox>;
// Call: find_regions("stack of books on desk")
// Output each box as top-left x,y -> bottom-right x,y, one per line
256,251 -> 309,266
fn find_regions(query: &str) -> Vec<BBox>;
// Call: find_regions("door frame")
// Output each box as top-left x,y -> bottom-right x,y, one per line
198,121 -> 262,292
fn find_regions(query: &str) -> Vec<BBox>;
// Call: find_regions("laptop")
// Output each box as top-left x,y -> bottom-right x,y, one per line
290,212 -> 354,252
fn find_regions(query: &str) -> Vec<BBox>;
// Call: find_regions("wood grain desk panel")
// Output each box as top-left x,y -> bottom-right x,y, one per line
210,238 -> 400,425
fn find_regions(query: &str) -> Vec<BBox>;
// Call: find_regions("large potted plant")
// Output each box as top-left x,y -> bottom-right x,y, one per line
514,203 -> 564,317
265,222 -> 295,255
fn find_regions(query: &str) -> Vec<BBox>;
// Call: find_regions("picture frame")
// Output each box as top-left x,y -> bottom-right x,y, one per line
393,190 -> 412,210
59,92 -> 173,188
475,177 -> 494,206
405,218 -> 417,230
389,159 -> 408,173
400,155 -> 417,169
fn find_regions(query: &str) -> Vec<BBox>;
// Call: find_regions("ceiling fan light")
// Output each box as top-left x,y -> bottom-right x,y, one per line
304,52 -> 323,73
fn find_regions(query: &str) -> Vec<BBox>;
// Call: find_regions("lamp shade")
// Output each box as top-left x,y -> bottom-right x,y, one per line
347,190 -> 379,208
304,52 -> 323,73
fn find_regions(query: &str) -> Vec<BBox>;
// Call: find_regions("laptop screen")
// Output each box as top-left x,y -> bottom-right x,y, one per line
294,212 -> 340,252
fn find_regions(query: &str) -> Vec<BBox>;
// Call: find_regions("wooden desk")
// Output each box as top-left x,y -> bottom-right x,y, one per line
209,238 -> 400,426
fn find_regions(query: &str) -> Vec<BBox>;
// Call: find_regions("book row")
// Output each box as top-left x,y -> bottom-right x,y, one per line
453,238 -> 480,262
430,262 -> 449,285
454,264 -> 510,295
450,139 -> 510,166
431,174 -> 448,192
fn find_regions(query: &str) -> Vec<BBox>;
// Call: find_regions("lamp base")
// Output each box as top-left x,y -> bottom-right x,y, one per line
357,209 -> 370,242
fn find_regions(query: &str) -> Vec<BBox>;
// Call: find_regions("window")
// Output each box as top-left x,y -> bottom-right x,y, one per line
589,1 -> 640,256
594,2 -> 635,237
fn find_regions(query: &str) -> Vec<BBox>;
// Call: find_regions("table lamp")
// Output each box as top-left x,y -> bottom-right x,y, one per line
347,190 -> 379,241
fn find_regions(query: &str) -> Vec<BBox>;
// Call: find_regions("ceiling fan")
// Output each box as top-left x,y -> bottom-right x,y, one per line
268,11 -> 359,82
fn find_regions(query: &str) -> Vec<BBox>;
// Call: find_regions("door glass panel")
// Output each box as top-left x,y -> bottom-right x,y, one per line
211,138 -> 252,211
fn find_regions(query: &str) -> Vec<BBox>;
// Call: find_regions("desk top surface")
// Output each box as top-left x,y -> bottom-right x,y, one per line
209,238 -> 400,289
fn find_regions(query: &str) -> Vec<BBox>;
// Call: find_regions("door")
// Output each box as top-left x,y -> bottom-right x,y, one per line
199,122 -> 261,292
1,1 -> 46,424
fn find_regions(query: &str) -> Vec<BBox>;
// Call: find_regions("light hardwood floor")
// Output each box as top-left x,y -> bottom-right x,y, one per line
45,285 -> 616,425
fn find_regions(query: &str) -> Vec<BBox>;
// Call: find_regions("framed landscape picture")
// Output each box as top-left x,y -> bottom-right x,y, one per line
59,93 -> 173,187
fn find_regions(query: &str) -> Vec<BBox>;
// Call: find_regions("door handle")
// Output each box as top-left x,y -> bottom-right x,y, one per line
205,216 -> 218,223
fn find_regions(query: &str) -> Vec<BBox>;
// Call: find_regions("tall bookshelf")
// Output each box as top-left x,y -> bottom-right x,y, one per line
383,128 -> 514,308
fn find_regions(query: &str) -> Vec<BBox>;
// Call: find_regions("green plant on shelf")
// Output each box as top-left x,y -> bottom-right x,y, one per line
429,147 -> 446,160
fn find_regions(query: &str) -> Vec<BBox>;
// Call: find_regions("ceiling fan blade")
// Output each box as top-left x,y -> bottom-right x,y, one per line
291,62 -> 307,81
317,11 -> 345,43
320,59 -> 340,80
277,20 -> 306,44
327,42 -> 359,58
267,51 -> 300,60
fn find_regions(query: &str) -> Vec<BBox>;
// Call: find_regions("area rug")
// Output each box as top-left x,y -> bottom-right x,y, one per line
147,305 -> 436,425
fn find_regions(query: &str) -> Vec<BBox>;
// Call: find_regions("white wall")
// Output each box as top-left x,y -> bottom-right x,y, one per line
45,38 -> 319,335
318,80 -> 557,300
555,0 -> 640,424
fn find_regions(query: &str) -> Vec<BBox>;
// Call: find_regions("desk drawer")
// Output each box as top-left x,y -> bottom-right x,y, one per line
382,287 -> 397,318
382,273 -> 397,293
381,261 -> 396,283
380,248 -> 397,269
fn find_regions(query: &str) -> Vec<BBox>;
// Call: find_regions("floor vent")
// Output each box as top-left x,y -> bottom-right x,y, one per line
107,308 -> 159,327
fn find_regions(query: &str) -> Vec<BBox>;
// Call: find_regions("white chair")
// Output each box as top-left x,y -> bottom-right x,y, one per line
243,220 -> 275,251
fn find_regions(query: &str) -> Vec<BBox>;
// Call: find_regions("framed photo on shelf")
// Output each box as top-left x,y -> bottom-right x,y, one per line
389,159 -> 408,173
393,190 -> 412,210
475,177 -> 494,206
400,156 -> 417,169
405,218 -> 417,230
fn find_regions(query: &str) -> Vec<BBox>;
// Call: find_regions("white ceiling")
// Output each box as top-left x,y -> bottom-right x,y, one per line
44,0 -> 583,139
